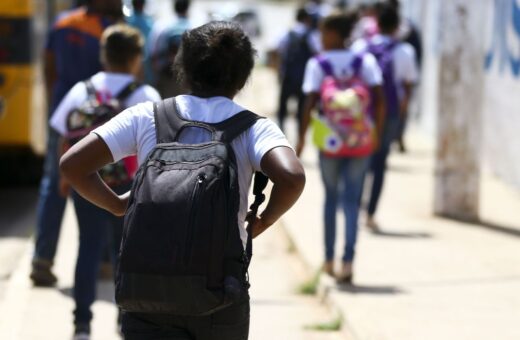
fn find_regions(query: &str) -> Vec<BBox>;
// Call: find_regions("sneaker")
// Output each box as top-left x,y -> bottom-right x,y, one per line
366,216 -> 380,233
336,262 -> 353,284
73,324 -> 90,340
323,261 -> 335,277
30,259 -> 57,287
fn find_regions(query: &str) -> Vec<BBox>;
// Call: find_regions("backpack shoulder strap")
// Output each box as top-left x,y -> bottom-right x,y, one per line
154,97 -> 219,144
316,55 -> 334,77
351,54 -> 364,76
211,111 -> 264,144
116,81 -> 141,102
84,79 -> 97,99
154,98 -> 189,144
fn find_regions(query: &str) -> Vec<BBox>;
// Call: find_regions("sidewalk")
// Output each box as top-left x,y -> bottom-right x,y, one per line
282,129 -> 520,340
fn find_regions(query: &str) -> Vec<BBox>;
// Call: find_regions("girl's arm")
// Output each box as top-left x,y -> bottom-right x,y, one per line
249,146 -> 306,238
296,92 -> 320,157
60,133 -> 129,216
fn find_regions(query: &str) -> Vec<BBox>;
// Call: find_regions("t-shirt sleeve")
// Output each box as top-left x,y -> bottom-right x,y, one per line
399,44 -> 419,83
49,82 -> 86,136
247,118 -> 293,172
302,57 -> 324,94
360,53 -> 383,86
92,104 -> 143,162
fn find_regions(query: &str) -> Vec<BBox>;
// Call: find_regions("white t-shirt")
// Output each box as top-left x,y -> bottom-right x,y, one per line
302,49 -> 383,94
351,34 -> 419,89
50,72 -> 161,136
92,95 -> 292,247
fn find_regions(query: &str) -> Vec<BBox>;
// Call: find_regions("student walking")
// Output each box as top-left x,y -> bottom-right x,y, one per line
60,21 -> 305,340
148,0 -> 192,98
49,25 -> 161,340
296,13 -> 384,283
126,0 -> 154,84
276,7 -> 319,133
31,0 -> 123,287
353,3 -> 418,231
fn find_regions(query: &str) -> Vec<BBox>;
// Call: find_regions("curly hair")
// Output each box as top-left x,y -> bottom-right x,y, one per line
174,21 -> 256,96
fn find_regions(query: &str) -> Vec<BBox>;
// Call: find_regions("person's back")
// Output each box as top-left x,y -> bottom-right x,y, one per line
60,21 -> 305,340
30,0 -> 121,288
148,0 -> 191,97
297,13 -> 384,283
277,7 -> 318,133
353,4 -> 418,231
49,24 -> 161,340
47,6 -> 116,111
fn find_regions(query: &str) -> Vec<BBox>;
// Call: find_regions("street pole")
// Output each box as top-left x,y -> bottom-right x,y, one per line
434,0 -> 486,221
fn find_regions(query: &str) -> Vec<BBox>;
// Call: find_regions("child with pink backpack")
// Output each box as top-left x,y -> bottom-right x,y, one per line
297,12 -> 384,283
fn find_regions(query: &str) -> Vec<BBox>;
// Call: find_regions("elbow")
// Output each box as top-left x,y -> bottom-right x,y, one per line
281,165 -> 306,195
59,152 -> 75,182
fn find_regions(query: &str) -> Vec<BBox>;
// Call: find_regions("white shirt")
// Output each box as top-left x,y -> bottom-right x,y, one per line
351,34 -> 419,88
50,72 -> 161,136
92,95 -> 292,247
302,49 -> 383,94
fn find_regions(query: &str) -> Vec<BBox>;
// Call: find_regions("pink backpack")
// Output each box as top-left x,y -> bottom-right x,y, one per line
314,55 -> 376,157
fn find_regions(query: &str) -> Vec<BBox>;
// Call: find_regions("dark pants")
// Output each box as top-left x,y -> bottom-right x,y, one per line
72,184 -> 130,325
367,118 -> 400,216
121,295 -> 250,340
34,128 -> 67,261
277,79 -> 305,133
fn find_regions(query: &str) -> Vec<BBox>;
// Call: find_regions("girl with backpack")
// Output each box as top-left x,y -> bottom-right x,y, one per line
60,21 -> 305,340
50,24 -> 161,340
296,13 -> 384,283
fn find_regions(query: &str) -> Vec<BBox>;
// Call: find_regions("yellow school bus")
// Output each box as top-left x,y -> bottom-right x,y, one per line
0,0 -> 72,185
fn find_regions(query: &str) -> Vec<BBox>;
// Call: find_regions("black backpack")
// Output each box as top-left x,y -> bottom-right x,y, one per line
280,30 -> 314,89
65,80 -> 140,187
115,98 -> 268,315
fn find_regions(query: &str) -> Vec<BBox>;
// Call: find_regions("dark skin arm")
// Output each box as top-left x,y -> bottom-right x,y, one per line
296,92 -> 320,157
60,134 -> 129,216
249,146 -> 306,238
60,135 -> 306,237
399,82 -> 414,120
371,85 -> 385,147
44,50 -> 57,106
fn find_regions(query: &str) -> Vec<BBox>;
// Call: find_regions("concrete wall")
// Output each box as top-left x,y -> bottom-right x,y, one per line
401,0 -> 520,189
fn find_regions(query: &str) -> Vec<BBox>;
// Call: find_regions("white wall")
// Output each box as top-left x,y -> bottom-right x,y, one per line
402,0 -> 520,189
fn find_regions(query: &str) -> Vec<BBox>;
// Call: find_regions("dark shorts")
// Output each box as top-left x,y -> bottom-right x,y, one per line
121,295 -> 250,340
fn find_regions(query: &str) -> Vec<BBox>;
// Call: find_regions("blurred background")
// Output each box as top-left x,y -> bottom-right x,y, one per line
0,0 -> 519,339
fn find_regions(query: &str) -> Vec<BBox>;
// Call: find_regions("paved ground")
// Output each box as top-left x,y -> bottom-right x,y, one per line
284,127 -> 520,340
0,200 -> 343,340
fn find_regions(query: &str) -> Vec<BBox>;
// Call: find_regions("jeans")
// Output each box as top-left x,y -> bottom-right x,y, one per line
34,128 -> 67,261
121,295 -> 250,340
367,118 -> 400,216
72,184 -> 129,325
319,154 -> 369,262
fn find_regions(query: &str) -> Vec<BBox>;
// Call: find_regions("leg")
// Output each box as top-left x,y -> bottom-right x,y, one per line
277,80 -> 292,132
367,119 -> 401,218
341,157 -> 370,263
397,111 -> 409,153
31,128 -> 67,285
319,154 -> 342,264
296,90 -> 306,134
72,191 -> 111,328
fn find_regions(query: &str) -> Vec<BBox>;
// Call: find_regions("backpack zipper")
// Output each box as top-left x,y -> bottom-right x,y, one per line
184,173 -> 206,265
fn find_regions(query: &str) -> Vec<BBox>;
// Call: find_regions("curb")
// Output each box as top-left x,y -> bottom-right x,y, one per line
279,218 -> 358,340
